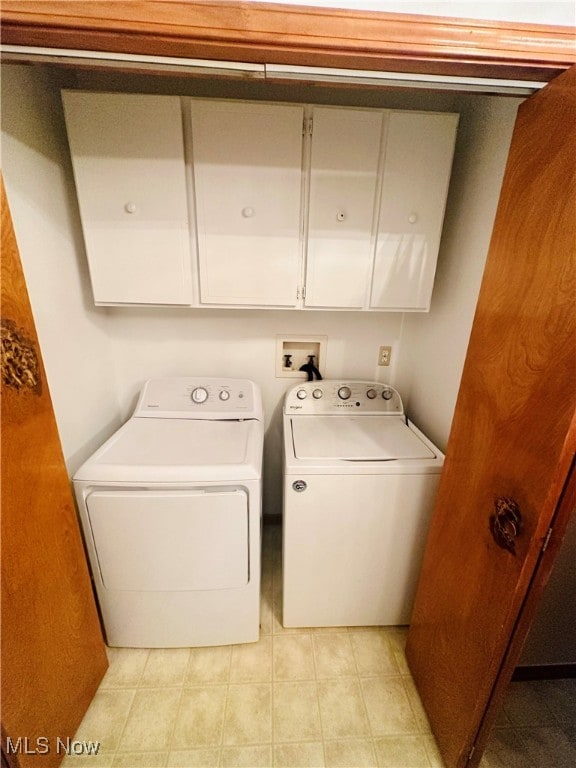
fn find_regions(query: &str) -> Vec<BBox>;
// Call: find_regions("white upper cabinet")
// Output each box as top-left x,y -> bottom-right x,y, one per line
304,107 -> 384,309
61,91 -> 192,306
62,92 -> 458,312
189,100 -> 304,307
303,108 -> 458,311
370,112 -> 459,310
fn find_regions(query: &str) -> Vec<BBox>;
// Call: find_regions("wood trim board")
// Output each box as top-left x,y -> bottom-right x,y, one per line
1,1 -> 575,82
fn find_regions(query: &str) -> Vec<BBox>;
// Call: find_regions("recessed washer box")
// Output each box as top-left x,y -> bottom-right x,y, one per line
276,335 -> 327,378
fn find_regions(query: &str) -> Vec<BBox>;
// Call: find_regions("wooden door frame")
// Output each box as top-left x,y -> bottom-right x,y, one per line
1,4 -> 574,764
1,1 -> 574,83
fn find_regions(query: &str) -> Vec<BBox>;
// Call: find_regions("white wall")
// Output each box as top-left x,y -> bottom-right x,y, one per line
395,95 -> 521,449
1,65 -> 123,472
260,0 -> 576,26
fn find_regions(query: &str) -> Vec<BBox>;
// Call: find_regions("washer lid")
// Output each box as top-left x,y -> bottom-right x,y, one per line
290,415 -> 436,461
74,417 -> 263,483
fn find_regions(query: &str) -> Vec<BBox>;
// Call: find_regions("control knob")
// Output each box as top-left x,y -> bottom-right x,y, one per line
296,389 -> 307,400
338,386 -> 352,400
191,387 -> 209,404
366,388 -> 377,399
382,388 -> 393,401
312,389 -> 323,399
219,390 -> 230,401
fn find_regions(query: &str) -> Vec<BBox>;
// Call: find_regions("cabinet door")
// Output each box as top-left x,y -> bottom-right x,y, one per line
62,91 -> 192,305
305,107 -> 383,308
370,112 -> 458,311
191,100 -> 303,307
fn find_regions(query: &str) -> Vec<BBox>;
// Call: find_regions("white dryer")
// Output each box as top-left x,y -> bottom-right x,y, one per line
282,380 -> 443,628
74,378 -> 263,648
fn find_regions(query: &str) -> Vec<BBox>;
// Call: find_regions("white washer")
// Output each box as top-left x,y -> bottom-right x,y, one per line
282,380 -> 444,628
74,377 -> 263,648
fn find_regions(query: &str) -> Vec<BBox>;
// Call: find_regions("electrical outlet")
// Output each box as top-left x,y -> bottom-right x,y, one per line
378,345 -> 392,366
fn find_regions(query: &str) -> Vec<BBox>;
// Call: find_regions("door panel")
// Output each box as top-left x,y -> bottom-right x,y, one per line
370,112 -> 458,310
62,91 -> 192,306
86,489 -> 249,590
283,473 -> 441,627
191,100 -> 303,306
305,107 -> 383,308
1,179 -> 108,767
406,66 -> 576,768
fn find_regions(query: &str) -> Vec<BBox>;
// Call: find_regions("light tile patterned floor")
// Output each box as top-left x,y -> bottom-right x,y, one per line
63,524 -> 576,768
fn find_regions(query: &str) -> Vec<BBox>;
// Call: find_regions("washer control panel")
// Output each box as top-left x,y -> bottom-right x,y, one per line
285,381 -> 403,415
134,378 -> 262,420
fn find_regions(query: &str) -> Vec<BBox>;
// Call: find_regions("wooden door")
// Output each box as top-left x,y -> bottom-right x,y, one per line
406,67 -> 576,768
1,179 -> 108,768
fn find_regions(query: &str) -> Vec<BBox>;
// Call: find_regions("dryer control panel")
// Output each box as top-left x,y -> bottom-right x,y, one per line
134,378 -> 263,420
285,381 -> 403,415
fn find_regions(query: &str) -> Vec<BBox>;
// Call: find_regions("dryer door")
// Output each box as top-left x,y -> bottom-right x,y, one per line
86,488 -> 249,591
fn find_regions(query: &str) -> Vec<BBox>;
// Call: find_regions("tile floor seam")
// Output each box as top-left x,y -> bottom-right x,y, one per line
307,627 -> 327,768
165,669 -> 188,757
419,736 -> 435,768
267,679 -> 277,748
410,734 -> 434,768
107,686 -> 137,761
218,646 -> 235,752
366,674 -> 425,739
349,629 -> 364,690
321,737 -> 376,768
271,637 -> 276,749
400,674 -> 430,736
136,649 -> 151,686
357,670 -> 380,745
166,648 -> 200,762
533,692 -> 561,727
268,681 -> 275,752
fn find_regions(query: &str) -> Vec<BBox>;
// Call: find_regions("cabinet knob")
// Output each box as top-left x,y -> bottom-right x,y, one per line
408,212 -> 418,224
242,207 -> 255,218
124,202 -> 137,214
336,210 -> 346,222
